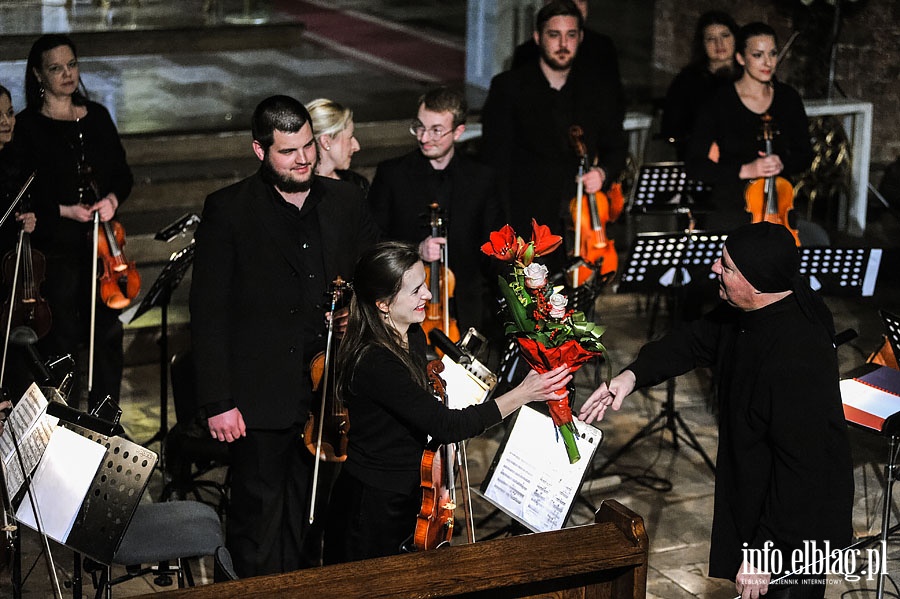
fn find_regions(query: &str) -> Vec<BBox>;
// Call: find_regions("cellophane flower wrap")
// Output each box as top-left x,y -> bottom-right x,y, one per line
481,220 -> 606,464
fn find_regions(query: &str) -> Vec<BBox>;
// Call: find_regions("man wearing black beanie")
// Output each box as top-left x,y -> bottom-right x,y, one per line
580,222 -> 853,599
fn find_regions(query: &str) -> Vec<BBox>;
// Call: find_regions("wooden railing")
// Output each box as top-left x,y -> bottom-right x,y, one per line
139,499 -> 648,599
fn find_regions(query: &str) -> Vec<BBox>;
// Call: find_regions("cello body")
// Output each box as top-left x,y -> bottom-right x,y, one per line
744,113 -> 800,246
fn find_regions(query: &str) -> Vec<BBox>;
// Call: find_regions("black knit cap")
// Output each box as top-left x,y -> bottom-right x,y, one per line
724,222 -> 799,293
725,222 -> 835,337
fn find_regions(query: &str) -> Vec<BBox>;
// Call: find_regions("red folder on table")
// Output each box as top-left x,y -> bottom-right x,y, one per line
841,365 -> 900,435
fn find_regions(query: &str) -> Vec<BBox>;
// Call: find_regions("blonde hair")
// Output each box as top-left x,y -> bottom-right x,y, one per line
305,98 -> 353,140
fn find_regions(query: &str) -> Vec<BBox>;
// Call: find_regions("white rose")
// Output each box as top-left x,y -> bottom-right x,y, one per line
523,263 -> 548,289
549,293 -> 568,319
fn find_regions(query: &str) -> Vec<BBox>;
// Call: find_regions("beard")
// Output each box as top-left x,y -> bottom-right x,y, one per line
260,155 -> 314,194
540,47 -> 575,71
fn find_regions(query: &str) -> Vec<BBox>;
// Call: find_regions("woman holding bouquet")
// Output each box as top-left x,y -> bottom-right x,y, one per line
322,241 -> 570,564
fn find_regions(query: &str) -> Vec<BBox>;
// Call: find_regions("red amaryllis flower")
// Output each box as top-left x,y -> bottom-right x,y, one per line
480,224 -> 520,262
530,219 -> 563,257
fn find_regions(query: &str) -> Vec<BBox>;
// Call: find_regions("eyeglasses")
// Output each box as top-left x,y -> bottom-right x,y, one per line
408,121 -> 454,141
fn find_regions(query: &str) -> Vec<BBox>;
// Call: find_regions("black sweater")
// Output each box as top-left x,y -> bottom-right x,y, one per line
342,324 -> 502,495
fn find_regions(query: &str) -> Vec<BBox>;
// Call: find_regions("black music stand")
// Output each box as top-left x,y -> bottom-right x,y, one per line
6,397 -> 156,598
880,309 -> 900,359
628,162 -> 712,215
799,247 -> 883,297
120,243 -> 195,468
597,230 -> 727,477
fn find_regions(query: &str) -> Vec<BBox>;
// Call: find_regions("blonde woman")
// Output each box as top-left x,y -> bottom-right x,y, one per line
306,98 -> 368,197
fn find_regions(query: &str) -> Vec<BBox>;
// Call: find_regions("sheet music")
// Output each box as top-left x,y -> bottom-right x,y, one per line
482,405 -> 602,532
0,384 -> 58,500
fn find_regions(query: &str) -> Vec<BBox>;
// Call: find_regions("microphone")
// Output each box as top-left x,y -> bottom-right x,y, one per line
154,212 -> 200,242
9,326 -> 53,384
428,329 -> 468,364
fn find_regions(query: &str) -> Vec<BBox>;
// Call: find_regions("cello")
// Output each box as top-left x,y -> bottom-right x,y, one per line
420,203 -> 459,350
305,276 -> 352,524
414,359 -> 476,549
566,125 -> 620,288
744,112 -> 801,246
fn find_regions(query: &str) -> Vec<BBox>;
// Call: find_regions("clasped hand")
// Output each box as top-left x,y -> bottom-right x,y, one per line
60,194 -> 118,223
578,369 -> 636,424
578,167 -> 606,194
742,152 -> 783,180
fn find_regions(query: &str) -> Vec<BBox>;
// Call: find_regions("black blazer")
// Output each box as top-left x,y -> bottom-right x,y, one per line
368,150 -> 502,331
190,172 -> 379,429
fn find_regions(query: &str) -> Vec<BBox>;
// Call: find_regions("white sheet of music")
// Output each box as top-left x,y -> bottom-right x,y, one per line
0,383 -> 58,500
482,404 -> 602,532
15,426 -> 106,543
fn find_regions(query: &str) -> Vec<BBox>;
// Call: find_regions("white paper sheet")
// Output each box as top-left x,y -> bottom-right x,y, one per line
16,426 -> 106,543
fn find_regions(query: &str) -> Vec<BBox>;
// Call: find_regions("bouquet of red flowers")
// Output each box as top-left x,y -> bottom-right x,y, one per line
481,220 -> 606,463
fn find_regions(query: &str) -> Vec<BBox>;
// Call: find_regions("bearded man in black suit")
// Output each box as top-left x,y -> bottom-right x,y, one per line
190,95 -> 380,577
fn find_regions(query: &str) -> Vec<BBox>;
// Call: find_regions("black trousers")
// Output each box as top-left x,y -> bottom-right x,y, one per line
322,469 -> 419,565
226,424 -> 324,577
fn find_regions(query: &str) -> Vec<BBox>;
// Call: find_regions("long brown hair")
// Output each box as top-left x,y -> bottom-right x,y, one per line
336,242 -> 428,402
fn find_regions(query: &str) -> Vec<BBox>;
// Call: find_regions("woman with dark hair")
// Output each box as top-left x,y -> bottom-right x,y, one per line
0,84 -> 38,241
661,10 -> 740,159
323,241 -> 570,564
14,34 -> 133,407
685,22 -> 814,236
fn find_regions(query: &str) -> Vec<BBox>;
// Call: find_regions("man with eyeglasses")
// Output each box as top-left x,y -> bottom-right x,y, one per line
368,86 -> 502,335
481,0 -> 626,271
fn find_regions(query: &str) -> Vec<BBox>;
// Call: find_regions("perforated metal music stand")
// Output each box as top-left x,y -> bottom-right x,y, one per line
799,247 -> 882,297
880,309 -> 900,360
597,230 -> 726,477
13,402 -> 157,597
628,162 -> 712,214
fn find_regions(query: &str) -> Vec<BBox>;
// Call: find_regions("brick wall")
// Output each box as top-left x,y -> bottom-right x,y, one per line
652,0 -> 899,165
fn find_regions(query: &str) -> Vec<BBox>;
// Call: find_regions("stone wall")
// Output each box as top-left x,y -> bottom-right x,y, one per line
652,0 -> 899,166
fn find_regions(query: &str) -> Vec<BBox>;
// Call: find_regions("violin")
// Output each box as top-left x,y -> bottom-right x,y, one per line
566,125 -> 621,288
305,276 -> 351,524
414,360 -> 456,550
420,203 -> 459,351
1,202 -> 52,340
744,113 -> 800,246
96,219 -> 141,309
78,162 -> 141,309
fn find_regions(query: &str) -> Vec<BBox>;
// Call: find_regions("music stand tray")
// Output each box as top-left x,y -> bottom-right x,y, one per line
800,247 -> 882,297
880,309 -> 900,360
618,230 -> 727,294
628,161 -> 712,214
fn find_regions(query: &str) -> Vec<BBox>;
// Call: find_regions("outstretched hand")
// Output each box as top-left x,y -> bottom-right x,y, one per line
577,369 -> 636,424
